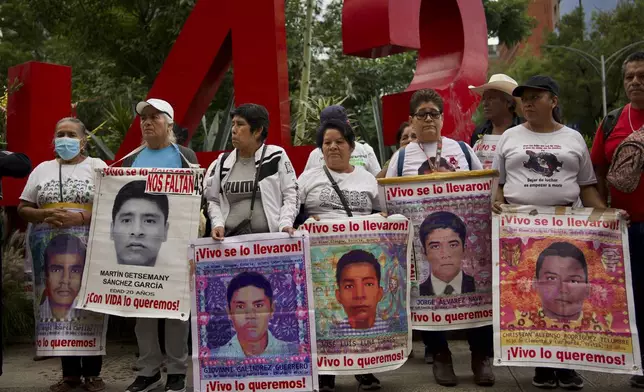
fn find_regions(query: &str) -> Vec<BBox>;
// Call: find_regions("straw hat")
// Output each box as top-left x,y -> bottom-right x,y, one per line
469,74 -> 519,96
469,74 -> 522,115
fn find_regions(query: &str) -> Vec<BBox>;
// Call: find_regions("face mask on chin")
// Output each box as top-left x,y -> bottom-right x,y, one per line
55,137 -> 81,161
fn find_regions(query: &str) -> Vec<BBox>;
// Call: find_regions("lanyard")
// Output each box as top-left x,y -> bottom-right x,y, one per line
58,162 -> 64,203
418,137 -> 443,172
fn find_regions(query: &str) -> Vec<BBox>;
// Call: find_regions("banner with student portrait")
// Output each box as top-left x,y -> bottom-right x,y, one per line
493,206 -> 642,375
190,233 -> 317,392
27,222 -> 107,356
77,167 -> 204,320
378,170 -> 498,330
301,215 -> 412,375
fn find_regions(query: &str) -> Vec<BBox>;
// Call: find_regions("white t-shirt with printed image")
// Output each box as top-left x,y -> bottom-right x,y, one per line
298,165 -> 381,220
385,137 -> 483,177
493,125 -> 596,206
20,157 -> 107,207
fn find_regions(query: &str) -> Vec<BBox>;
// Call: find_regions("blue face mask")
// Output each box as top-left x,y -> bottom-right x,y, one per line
55,137 -> 81,160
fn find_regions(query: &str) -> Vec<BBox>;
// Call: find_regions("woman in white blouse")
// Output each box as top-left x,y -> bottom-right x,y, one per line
17,117 -> 107,392
298,119 -> 381,221
297,119 -> 382,392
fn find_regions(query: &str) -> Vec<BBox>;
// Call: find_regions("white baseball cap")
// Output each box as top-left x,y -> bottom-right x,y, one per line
135,98 -> 174,120
469,74 -> 519,96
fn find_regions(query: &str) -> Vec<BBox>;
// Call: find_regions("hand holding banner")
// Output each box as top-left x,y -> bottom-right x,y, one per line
190,233 -> 317,392
492,205 -> 642,375
379,170 -> 498,330
28,223 -> 107,356
302,215 -> 412,375
77,167 -> 204,320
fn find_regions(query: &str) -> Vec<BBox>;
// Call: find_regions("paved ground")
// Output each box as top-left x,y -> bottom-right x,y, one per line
0,340 -> 635,391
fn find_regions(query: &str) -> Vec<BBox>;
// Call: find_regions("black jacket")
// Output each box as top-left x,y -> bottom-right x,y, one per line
0,150 -> 31,199
470,116 -> 523,147
419,272 -> 476,296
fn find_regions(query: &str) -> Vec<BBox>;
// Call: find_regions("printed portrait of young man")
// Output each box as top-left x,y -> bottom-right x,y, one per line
110,180 -> 169,267
332,250 -> 387,335
213,271 -> 298,358
418,211 -> 475,297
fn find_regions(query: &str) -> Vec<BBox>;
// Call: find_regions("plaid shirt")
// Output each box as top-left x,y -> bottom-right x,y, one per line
330,317 -> 391,337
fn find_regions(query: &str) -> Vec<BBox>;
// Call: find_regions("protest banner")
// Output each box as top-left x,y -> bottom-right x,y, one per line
472,135 -> 501,169
77,167 -> 204,320
27,222 -> 107,356
493,206 -> 642,374
300,215 -> 411,375
190,233 -> 317,392
378,170 -> 498,330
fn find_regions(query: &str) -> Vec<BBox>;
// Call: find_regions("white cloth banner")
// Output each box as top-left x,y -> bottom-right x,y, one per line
77,167 -> 204,320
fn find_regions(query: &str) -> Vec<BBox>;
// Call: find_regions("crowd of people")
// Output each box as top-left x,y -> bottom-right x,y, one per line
2,50 -> 644,392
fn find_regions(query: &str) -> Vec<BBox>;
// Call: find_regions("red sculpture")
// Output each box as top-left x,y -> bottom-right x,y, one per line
3,0 -> 487,206
343,0 -> 488,145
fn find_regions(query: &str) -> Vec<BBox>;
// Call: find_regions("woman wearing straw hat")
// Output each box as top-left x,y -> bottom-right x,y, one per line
469,74 -> 523,169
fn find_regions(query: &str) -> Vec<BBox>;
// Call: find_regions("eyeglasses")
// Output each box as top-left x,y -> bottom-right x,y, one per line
413,111 -> 442,121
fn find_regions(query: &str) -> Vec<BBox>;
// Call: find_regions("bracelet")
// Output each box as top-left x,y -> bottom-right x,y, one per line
78,211 -> 86,225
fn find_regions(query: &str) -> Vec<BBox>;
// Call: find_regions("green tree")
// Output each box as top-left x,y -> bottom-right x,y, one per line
484,0 -> 536,47
0,0 -> 535,153
502,1 -> 644,138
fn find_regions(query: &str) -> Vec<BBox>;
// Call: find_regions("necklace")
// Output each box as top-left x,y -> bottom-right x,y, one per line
628,104 -> 643,132
58,157 -> 84,203
525,123 -> 562,146
418,137 -> 443,171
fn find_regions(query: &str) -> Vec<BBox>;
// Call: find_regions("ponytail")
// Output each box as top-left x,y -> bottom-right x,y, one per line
548,92 -> 562,123
552,106 -> 562,124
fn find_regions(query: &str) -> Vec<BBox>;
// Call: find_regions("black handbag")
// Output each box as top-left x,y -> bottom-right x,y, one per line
225,145 -> 267,236
323,166 -> 353,217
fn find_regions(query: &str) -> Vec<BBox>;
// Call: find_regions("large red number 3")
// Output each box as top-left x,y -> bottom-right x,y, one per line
3,0 -> 487,205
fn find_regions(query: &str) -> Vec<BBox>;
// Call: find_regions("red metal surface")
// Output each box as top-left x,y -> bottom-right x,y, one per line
4,0 -> 487,205
116,0 -> 291,160
3,62 -> 72,205
344,0 -> 488,145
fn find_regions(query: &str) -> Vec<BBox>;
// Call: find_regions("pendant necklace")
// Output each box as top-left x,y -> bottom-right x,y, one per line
418,137 -> 443,172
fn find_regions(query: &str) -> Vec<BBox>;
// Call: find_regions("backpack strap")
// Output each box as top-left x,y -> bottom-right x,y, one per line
218,152 -> 231,193
602,106 -> 625,140
397,147 -> 406,177
457,141 -> 473,170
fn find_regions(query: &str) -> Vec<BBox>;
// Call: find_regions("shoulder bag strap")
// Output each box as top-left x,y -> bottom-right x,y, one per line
457,141 -> 472,170
397,147 -> 406,177
323,166 -> 353,217
602,106 -> 625,140
247,145 -> 268,219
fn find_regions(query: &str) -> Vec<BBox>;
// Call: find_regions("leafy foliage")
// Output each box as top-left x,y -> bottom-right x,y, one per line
484,0 -> 536,47
0,0 -> 533,154
2,227 -> 34,342
501,1 -> 644,137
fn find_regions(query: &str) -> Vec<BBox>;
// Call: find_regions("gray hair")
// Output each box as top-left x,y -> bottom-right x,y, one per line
622,51 -> 644,77
54,117 -> 88,155
163,114 -> 176,144
56,117 -> 87,137
141,113 -> 176,145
